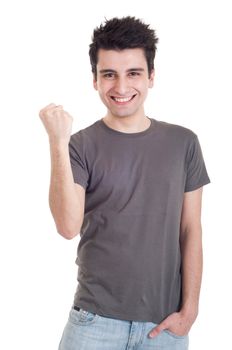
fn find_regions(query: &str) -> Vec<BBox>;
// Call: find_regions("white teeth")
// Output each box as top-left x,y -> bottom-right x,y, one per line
114,96 -> 133,102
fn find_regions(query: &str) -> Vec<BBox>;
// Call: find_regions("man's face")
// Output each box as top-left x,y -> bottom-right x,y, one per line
93,48 -> 154,119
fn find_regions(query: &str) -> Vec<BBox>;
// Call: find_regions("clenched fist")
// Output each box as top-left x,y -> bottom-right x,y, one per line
39,103 -> 73,144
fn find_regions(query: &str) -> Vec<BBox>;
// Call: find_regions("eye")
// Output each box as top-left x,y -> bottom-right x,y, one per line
103,73 -> 116,79
128,71 -> 140,77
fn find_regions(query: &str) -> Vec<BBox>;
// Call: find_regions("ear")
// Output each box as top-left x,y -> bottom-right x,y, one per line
148,69 -> 155,88
93,74 -> 98,91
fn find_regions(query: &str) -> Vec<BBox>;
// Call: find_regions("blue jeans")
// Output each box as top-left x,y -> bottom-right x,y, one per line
58,307 -> 189,349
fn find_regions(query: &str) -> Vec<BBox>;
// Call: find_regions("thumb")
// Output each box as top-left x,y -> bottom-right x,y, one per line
149,321 -> 168,338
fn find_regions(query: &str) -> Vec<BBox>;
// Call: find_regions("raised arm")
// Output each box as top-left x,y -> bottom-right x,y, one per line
39,103 -> 85,239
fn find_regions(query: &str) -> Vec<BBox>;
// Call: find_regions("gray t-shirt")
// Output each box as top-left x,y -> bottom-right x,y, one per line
68,117 -> 210,323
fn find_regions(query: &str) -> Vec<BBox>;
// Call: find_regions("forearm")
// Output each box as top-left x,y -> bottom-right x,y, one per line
180,226 -> 203,320
49,140 -> 83,238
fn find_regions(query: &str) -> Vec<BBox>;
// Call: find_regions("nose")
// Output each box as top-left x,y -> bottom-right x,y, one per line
113,76 -> 130,96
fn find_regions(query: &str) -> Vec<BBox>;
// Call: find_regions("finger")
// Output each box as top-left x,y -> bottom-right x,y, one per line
148,322 -> 168,338
63,111 -> 73,119
42,103 -> 63,113
47,103 -> 56,107
43,103 -> 57,111
39,103 -> 56,116
50,105 -> 63,111
47,105 -> 64,117
51,106 -> 64,114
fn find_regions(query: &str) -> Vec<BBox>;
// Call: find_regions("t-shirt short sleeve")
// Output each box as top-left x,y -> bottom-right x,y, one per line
184,135 -> 210,192
68,132 -> 89,190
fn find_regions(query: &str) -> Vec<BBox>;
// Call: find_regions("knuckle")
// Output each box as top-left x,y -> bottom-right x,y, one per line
47,103 -> 56,108
39,110 -> 45,118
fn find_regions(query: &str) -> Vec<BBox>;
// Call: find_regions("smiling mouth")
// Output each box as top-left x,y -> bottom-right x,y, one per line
110,94 -> 137,103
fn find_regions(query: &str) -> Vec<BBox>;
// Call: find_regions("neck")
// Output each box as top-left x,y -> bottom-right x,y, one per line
102,114 -> 151,133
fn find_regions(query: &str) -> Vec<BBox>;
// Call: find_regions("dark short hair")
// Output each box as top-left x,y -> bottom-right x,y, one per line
89,16 -> 159,80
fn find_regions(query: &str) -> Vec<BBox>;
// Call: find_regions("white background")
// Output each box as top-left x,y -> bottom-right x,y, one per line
0,0 -> 231,349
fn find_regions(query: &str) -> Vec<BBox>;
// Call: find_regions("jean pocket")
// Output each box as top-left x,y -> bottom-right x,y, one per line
69,307 -> 99,326
163,329 -> 188,340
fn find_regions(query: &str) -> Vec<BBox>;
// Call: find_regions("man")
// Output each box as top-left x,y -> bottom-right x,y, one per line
39,16 -> 210,350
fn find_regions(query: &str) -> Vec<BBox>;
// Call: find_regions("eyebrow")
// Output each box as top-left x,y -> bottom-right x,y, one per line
99,68 -> 145,74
